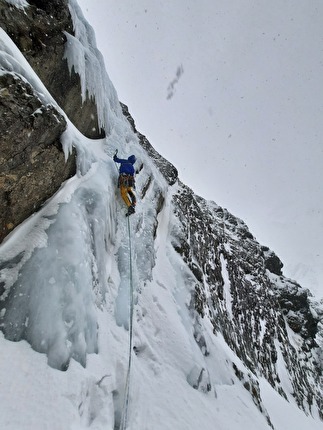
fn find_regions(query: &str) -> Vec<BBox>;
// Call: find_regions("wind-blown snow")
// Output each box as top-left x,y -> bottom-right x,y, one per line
0,3 -> 322,430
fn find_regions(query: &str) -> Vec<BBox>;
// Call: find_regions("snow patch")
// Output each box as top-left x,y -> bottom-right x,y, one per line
4,0 -> 29,9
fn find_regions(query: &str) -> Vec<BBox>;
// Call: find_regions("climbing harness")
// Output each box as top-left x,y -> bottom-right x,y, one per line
119,216 -> 135,430
118,173 -> 135,188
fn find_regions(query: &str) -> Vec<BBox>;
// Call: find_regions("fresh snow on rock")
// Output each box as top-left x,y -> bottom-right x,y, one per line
4,0 -> 29,9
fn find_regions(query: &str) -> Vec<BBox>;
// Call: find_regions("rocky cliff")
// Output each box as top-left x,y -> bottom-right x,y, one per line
0,0 -> 106,241
0,0 -> 104,139
123,106 -> 323,420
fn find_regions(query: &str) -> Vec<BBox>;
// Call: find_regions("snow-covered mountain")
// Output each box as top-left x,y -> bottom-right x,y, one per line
0,1 -> 322,429
78,0 -> 323,301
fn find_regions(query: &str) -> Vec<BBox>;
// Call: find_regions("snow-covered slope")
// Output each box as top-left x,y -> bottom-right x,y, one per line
0,1 -> 322,429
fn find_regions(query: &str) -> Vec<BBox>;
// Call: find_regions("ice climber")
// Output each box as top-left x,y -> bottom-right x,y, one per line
113,151 -> 137,216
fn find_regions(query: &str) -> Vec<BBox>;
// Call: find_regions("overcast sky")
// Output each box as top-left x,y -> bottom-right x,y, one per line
77,0 -> 323,298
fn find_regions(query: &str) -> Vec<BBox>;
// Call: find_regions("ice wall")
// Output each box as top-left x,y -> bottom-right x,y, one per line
0,4 -> 166,370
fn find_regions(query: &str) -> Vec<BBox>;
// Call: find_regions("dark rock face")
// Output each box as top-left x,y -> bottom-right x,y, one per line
274,280 -> 320,342
169,184 -> 323,418
0,72 -> 76,242
0,0 -> 105,138
122,102 -> 323,420
262,246 -> 283,276
0,0 -> 107,243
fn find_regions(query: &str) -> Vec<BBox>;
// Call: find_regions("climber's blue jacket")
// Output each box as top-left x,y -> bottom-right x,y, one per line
113,155 -> 136,175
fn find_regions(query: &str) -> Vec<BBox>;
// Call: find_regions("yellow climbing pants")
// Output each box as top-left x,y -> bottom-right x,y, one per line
120,185 -> 136,208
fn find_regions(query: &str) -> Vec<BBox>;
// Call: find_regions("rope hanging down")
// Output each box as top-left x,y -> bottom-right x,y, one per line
119,216 -> 135,430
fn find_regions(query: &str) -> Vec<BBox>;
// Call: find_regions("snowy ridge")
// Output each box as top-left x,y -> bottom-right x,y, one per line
1,2 -> 323,429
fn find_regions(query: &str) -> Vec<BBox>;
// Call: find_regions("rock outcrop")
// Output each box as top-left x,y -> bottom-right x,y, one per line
0,0 -> 104,139
170,181 -> 323,419
0,0 -> 109,243
122,104 -> 323,419
0,72 -> 76,242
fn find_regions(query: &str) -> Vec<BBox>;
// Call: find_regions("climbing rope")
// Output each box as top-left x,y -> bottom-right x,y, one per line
112,148 -> 135,429
119,216 -> 135,430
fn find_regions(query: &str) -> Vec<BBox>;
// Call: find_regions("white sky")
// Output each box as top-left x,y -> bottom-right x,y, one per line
77,0 -> 323,298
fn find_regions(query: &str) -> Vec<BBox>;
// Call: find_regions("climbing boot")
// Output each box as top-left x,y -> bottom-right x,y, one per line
126,205 -> 135,217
